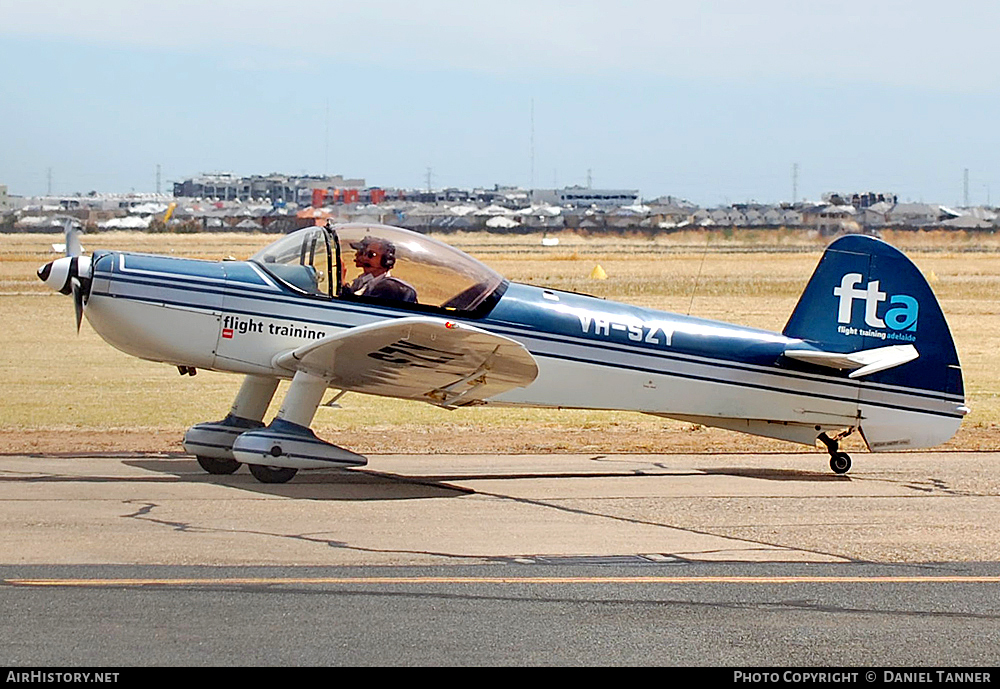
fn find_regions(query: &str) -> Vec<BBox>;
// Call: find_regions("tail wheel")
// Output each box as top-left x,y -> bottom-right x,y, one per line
830,452 -> 852,474
249,464 -> 298,484
195,455 -> 241,475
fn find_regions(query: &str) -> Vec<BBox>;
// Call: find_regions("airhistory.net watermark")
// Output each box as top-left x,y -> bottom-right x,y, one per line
6,672 -> 118,684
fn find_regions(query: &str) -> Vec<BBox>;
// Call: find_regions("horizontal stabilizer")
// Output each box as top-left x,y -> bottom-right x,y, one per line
784,344 -> 918,379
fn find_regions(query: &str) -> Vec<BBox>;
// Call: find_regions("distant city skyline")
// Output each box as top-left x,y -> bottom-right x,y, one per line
2,1 -> 998,207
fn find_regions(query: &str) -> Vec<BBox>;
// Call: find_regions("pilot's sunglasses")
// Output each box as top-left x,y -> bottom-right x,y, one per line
364,250 -> 379,258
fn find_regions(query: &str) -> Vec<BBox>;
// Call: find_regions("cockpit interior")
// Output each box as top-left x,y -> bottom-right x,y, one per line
251,223 -> 507,315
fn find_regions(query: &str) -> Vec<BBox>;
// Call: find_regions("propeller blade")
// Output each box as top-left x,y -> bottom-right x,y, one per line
71,277 -> 84,332
64,220 -> 83,258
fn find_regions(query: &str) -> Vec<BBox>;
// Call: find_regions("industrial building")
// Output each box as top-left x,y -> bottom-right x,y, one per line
172,173 -> 366,204
530,185 -> 639,208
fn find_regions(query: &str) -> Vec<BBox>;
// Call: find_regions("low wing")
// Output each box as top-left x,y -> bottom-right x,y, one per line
783,344 -> 918,379
274,316 -> 538,407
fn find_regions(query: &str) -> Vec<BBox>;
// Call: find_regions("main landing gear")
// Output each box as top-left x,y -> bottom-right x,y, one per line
183,375 -> 279,477
818,430 -> 854,474
248,464 -> 299,484
196,454 -> 241,475
184,372 -> 367,484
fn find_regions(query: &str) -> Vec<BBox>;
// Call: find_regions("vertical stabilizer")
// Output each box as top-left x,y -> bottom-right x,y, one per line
783,235 -> 965,449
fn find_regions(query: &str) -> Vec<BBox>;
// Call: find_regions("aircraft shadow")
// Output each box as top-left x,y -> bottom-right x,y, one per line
698,467 -> 849,482
123,458 -> 473,501
8,455 -> 847,500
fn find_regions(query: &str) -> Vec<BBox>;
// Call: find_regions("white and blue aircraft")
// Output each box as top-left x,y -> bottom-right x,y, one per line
38,222 -> 967,483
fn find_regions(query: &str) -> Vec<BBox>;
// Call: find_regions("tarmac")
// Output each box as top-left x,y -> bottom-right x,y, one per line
2,450 -> 998,566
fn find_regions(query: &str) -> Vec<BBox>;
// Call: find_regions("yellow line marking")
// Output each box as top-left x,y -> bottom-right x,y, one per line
5,576 -> 1000,587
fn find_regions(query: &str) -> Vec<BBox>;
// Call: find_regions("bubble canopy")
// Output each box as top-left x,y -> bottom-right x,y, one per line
251,223 -> 507,314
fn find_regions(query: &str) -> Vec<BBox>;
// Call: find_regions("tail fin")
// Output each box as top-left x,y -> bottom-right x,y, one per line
784,234 -> 963,397
784,235 -> 965,450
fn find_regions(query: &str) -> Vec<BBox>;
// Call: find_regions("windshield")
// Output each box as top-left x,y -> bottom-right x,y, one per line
251,223 -> 506,313
250,226 -> 333,296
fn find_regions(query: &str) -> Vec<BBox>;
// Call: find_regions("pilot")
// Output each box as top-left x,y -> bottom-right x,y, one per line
347,237 -> 417,303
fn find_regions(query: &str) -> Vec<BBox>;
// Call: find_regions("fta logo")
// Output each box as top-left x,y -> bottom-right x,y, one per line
833,273 -> 918,331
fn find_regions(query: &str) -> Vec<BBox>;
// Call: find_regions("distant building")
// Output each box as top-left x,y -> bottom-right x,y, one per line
801,203 -> 860,234
394,187 -> 476,204
886,203 -> 957,227
173,173 -> 365,203
823,191 -> 897,208
530,185 -> 639,208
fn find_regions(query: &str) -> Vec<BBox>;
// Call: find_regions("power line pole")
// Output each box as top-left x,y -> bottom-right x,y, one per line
529,98 -> 535,189
792,162 -> 799,204
963,168 -> 969,206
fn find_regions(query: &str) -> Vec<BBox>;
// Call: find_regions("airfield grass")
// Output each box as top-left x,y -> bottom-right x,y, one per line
1,229 -> 998,455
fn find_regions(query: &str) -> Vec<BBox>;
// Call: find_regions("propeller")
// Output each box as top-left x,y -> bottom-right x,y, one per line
71,276 -> 85,332
65,221 -> 83,258
37,220 -> 92,332
64,220 -> 87,332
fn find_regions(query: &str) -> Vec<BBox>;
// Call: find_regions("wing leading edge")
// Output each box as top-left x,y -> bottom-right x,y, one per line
274,316 -> 538,407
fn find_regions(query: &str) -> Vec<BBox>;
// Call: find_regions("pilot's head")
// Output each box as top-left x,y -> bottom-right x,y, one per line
350,237 -> 395,275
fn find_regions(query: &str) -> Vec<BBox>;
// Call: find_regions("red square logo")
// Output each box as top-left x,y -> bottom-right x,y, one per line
222,328 -> 234,339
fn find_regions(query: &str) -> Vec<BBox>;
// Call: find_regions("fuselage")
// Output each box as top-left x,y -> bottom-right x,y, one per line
81,248 -> 965,450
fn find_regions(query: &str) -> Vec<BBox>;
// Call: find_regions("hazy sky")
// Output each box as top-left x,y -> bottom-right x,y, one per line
2,0 -> 998,205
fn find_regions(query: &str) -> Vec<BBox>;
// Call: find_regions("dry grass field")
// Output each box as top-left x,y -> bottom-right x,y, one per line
1,228 -> 997,457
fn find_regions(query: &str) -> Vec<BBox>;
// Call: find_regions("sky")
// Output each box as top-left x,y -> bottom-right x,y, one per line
2,0 -> 999,206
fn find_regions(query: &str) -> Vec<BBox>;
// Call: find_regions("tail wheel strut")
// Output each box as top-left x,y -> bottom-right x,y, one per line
818,429 -> 854,475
